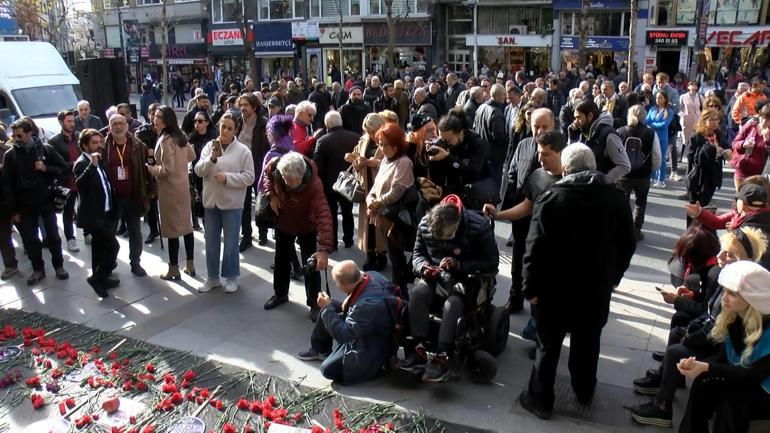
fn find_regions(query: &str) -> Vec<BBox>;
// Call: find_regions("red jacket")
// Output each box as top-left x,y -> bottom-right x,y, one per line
697,207 -> 770,231
292,120 -> 316,157
263,154 -> 334,252
731,120 -> 769,179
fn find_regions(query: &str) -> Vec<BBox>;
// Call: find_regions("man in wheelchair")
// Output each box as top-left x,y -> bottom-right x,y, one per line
397,194 -> 499,382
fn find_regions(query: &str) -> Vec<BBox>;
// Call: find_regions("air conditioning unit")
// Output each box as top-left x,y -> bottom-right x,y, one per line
509,25 -> 527,34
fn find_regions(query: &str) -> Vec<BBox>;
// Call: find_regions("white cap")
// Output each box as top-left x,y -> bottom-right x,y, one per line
718,261 -> 770,314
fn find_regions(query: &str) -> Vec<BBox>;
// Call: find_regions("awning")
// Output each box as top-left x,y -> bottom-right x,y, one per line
254,51 -> 294,57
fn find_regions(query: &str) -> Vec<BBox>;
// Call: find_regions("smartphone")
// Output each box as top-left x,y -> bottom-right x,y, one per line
655,286 -> 663,292
212,139 -> 221,153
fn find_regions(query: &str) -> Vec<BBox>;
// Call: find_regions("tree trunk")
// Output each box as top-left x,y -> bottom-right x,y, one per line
238,1 -> 257,83
578,0 -> 588,68
628,0 -> 636,84
161,0 -> 169,106
385,0 -> 395,75
338,0 -> 344,79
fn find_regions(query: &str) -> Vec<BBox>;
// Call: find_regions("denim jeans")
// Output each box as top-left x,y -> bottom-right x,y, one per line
204,207 -> 242,280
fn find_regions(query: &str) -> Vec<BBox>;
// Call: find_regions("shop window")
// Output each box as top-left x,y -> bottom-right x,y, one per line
708,0 -> 760,24
369,0 -> 427,16
212,0 -> 241,23
256,0 -> 306,20
657,0 -> 671,25
676,0 -> 696,24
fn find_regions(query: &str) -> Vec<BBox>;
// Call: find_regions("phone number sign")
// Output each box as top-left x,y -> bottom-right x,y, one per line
646,30 -> 689,46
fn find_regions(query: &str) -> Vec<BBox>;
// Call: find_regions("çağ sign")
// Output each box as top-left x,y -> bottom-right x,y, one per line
319,26 -> 363,45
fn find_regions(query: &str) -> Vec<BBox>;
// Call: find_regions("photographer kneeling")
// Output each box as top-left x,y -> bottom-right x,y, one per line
398,194 -> 499,382
297,260 -> 400,385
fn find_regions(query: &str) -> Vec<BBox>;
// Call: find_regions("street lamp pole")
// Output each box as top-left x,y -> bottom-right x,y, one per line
463,0 -> 479,78
117,3 -> 126,60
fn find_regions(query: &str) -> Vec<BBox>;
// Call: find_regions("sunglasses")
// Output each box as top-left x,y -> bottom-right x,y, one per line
482,85 -> 489,88
195,119 -> 207,123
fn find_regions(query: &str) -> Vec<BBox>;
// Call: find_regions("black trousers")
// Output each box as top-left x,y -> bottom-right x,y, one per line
0,212 -> 17,269
386,229 -> 411,291
88,223 -> 119,279
679,374 -> 770,433
509,220 -> 529,297
617,177 -> 650,232
274,228 -> 320,307
326,189 -> 354,247
18,208 -> 63,272
408,279 -> 464,351
145,198 -> 159,235
167,233 -> 194,265
241,186 -> 268,240
62,191 -> 78,241
527,313 -> 603,410
112,196 -> 143,266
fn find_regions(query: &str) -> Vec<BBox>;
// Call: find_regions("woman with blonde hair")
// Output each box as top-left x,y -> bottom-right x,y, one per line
676,260 -> 770,433
378,110 -> 399,124
345,112 -> 387,271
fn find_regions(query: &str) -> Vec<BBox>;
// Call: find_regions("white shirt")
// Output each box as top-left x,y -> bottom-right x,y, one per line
84,152 -> 112,212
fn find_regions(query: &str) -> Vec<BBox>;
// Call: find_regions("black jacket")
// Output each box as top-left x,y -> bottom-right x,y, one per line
597,94 -> 629,129
545,89 -> 563,118
236,114 -> 269,181
182,106 -> 206,135
473,101 -> 508,152
331,89 -> 348,109
428,129 -> 489,197
363,86 -> 383,107
617,123 -> 656,178
373,95 -> 396,114
412,208 -> 499,277
446,82 -> 464,110
686,131 -> 729,200
504,136 -> 539,208
464,99 -> 480,124
559,101 -> 576,138
309,90 -> 332,130
313,126 -> 360,191
188,128 -> 216,171
340,100 -> 372,135
73,153 -> 114,230
426,91 -> 447,116
523,171 -> 636,327
74,115 -> 103,133
2,138 -> 69,214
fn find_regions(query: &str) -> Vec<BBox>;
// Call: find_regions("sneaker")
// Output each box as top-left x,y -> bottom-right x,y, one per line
633,372 -> 661,395
84,234 -> 93,245
421,352 -> 451,383
130,264 -> 147,277
54,267 -> 69,280
224,278 -> 238,293
67,239 -> 79,252
27,270 -> 46,286
518,390 -> 553,420
397,345 -> 428,372
628,401 -> 673,427
198,279 -> 222,293
297,348 -> 329,361
669,172 -> 682,182
1,267 -> 19,280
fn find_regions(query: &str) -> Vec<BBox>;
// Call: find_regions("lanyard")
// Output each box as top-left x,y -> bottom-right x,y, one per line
115,142 -> 126,168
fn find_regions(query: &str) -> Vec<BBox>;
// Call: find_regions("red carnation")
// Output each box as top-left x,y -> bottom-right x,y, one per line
145,363 -> 155,373
183,370 -> 196,381
25,376 -> 40,388
161,383 -> 178,394
222,424 -> 236,433
66,397 -> 76,408
30,393 -> 44,409
332,408 -> 345,430
236,398 -> 250,410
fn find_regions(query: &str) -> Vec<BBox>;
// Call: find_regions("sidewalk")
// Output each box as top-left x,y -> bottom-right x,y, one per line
0,174 -> 723,432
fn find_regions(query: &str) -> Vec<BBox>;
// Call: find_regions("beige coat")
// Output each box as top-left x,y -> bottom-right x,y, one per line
347,135 -> 386,252
148,133 -> 195,238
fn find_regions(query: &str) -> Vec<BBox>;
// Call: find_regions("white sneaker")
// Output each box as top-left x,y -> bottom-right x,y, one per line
669,173 -> 682,181
198,278 -> 221,293
224,278 -> 239,293
84,235 -> 92,245
67,239 -> 79,252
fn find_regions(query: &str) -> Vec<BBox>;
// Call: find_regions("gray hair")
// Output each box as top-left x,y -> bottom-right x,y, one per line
77,100 -> 90,109
284,104 -> 296,116
627,104 -> 647,127
324,110 -> 342,128
276,152 -> 307,180
738,82 -> 750,92
579,80 -> 590,93
490,83 -> 506,99
470,86 -> 483,100
562,143 -> 597,174
413,87 -> 427,98
195,88 -> 204,96
569,88 -> 584,102
601,81 -> 615,91
333,260 -> 362,285
530,88 -> 547,106
295,100 -> 316,117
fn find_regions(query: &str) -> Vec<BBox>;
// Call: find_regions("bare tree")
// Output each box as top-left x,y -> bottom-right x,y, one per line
233,0 -> 257,83
627,0 -> 636,84
577,0 -> 588,68
383,0 -> 409,75
335,0 -> 344,77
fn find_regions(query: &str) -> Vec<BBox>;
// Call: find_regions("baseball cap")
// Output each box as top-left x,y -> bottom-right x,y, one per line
738,183 -> 768,207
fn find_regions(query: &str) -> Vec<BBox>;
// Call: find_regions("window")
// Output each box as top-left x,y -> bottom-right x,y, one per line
559,11 -> 627,36
258,0 -> 307,20
310,0 -> 360,18
657,0 -> 671,25
676,0 -> 696,24
136,0 -> 161,5
369,0 -> 380,14
368,0 -> 427,15
311,0 -> 320,16
708,0 -> 760,24
212,0 -> 242,23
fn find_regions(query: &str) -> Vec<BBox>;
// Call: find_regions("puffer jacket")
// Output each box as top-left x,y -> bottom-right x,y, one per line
731,119 -> 769,179
412,207 -> 499,277
262,153 -> 334,253
2,138 -> 69,214
427,129 -> 489,197
319,271 -> 400,385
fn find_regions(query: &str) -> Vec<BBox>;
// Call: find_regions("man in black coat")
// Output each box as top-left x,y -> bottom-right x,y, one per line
340,87 -> 371,135
50,110 -> 81,252
181,95 -> 210,134
445,73 -> 464,110
373,83 -> 396,113
74,100 -> 104,134
313,111 -> 360,250
473,84 -> 509,189
330,82 -> 348,110
308,82 -> 332,130
73,129 -> 119,298
518,143 -> 635,420
236,94 -> 270,250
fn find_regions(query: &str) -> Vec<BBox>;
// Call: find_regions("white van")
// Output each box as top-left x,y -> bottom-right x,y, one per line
0,41 -> 80,140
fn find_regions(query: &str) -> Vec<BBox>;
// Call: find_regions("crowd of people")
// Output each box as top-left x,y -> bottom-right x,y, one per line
1,63 -> 769,432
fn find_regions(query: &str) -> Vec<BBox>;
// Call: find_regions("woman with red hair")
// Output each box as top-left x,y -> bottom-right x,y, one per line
366,123 -> 414,289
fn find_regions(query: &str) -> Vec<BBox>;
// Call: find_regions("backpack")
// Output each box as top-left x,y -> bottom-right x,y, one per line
624,127 -> 650,171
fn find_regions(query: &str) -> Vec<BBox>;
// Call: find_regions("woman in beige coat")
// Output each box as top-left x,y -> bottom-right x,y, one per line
148,106 -> 196,280
345,112 -> 386,271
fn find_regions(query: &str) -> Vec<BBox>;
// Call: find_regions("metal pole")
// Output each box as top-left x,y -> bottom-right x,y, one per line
473,2 -> 478,77
117,5 -> 126,60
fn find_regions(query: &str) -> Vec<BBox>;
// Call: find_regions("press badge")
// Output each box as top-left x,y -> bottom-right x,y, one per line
117,166 -> 126,180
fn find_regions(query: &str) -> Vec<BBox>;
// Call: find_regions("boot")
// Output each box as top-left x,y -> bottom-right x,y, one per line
183,259 -> 196,277
372,252 -> 388,272
362,251 -> 377,271
160,264 -> 181,281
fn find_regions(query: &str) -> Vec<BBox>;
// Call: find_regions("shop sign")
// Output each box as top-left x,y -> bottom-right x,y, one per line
646,30 -> 688,46
149,44 -> 208,59
464,34 -> 552,47
553,0 -> 629,10
319,26 -> 363,45
211,28 -> 245,46
706,28 -> 770,46
253,23 -> 293,53
363,21 -> 431,46
560,36 -> 629,51
126,47 -> 140,64
102,48 -> 115,58
292,21 -> 320,41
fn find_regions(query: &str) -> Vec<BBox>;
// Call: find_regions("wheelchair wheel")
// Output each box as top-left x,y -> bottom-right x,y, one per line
467,350 -> 497,384
484,306 -> 510,356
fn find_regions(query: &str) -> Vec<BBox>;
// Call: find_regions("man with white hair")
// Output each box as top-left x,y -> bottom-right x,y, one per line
292,101 -> 323,157
517,142 -> 636,420
262,151 -> 334,322
313,111 -> 359,250
74,100 -> 104,133
559,88 -> 583,138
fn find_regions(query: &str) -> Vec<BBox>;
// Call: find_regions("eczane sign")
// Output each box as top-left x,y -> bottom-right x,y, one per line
212,29 -> 243,46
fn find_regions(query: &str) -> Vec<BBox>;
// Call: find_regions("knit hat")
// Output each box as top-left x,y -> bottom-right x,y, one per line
718,261 -> 770,314
738,183 -> 768,207
350,85 -> 363,93
410,113 -> 431,131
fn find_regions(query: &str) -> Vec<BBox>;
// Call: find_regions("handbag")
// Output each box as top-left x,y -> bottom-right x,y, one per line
462,177 -> 501,210
255,191 -> 275,225
332,165 -> 366,203
51,183 -> 70,214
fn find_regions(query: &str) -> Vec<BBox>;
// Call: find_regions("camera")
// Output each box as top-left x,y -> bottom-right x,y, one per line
426,138 -> 448,156
304,257 -> 318,275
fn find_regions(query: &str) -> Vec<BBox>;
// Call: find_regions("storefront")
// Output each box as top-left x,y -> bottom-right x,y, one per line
146,43 -> 208,89
559,36 -> 630,73
253,22 -> 296,81
703,27 -> 770,79
209,24 -> 253,85
319,25 -> 364,84
292,21 -> 321,82
644,30 -> 690,77
363,21 -> 433,77
464,34 -> 552,77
